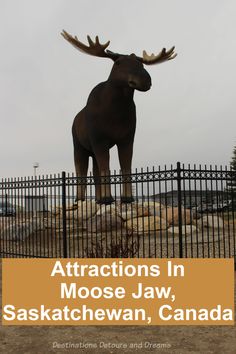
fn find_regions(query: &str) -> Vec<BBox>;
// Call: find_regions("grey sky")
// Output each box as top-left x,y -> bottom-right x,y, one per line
0,0 -> 236,178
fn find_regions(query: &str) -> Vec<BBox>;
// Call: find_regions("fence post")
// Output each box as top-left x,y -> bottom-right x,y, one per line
62,171 -> 67,258
176,162 -> 183,258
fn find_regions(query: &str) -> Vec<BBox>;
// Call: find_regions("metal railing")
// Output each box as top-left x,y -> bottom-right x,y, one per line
0,162 -> 235,261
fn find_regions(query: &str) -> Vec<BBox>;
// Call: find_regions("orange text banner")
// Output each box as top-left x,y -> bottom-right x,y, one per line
2,258 -> 234,325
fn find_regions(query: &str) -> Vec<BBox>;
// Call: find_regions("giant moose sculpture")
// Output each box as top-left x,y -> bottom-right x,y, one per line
62,30 -> 177,204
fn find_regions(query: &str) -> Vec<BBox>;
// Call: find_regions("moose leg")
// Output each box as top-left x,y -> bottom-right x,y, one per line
74,144 -> 89,201
117,143 -> 134,203
92,157 -> 102,202
93,147 -> 114,204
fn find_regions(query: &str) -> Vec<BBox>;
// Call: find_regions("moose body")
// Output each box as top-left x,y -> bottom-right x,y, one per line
62,31 -> 177,204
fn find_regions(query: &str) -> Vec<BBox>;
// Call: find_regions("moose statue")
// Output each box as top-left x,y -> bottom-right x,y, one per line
62,30 -> 177,204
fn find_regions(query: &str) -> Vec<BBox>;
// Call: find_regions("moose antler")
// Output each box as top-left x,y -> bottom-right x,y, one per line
61,30 -> 120,61
61,30 -> 177,65
139,47 -> 177,65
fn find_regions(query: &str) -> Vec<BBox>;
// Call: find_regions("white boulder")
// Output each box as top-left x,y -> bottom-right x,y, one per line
125,216 -> 167,234
168,225 -> 197,236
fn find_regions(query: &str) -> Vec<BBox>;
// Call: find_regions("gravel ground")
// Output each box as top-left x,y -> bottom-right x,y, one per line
0,260 -> 236,354
1,229 -> 235,259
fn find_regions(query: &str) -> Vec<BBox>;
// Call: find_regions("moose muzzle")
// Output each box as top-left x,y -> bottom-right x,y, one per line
128,72 -> 152,92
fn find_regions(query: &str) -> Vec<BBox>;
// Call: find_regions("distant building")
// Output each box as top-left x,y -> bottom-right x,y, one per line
25,195 -> 48,212
151,190 -> 228,207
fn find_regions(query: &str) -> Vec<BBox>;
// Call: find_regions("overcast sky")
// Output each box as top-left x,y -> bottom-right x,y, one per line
0,0 -> 236,178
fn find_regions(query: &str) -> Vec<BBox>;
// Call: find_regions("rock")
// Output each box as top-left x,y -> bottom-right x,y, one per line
47,216 -> 63,230
118,202 -> 149,221
143,201 -> 165,217
125,216 -> 167,234
0,219 -> 43,241
87,204 -> 123,233
51,207 -> 61,216
200,215 -> 224,229
66,200 -> 98,220
168,225 -> 197,236
52,201 -> 166,223
96,204 -> 117,216
65,203 -> 78,211
165,207 -> 192,226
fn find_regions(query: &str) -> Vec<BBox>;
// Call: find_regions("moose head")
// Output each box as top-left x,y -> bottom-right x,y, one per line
62,30 -> 177,204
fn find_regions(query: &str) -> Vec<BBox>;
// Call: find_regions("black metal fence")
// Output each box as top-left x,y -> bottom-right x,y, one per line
0,162 -> 235,261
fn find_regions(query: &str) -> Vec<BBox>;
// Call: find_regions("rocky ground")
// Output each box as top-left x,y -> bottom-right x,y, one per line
1,201 -> 235,259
